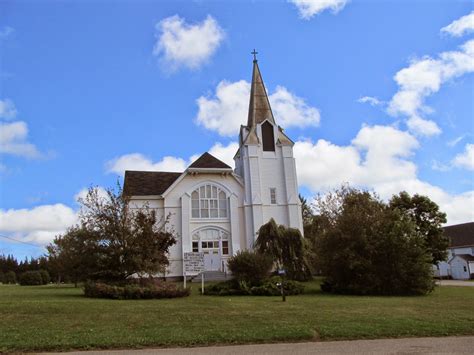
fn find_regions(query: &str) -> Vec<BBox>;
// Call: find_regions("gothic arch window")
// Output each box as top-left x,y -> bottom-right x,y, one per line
191,184 -> 228,219
262,121 -> 275,151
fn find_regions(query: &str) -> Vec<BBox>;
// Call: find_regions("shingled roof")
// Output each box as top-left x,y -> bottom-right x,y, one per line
123,171 -> 181,196
189,152 -> 231,169
443,222 -> 474,248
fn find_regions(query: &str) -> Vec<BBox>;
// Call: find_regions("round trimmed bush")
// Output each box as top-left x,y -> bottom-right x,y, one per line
19,271 -> 43,286
227,250 -> 273,286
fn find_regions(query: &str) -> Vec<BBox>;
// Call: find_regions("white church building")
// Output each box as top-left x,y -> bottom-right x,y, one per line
124,58 -> 303,278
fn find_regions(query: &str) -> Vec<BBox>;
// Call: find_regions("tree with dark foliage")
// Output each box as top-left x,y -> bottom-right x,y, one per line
47,185 -> 176,283
255,218 -> 312,281
389,191 -> 448,264
313,186 -> 435,295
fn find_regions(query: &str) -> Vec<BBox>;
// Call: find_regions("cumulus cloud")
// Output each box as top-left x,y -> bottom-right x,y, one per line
271,86 -> 321,128
357,96 -> 384,107
0,204 -> 77,245
441,11 -> 474,37
153,15 -> 225,71
106,153 -> 187,175
388,39 -> 474,136
0,99 -> 17,120
0,121 -> 42,158
289,0 -> 349,20
106,142 -> 238,175
196,80 -> 320,136
294,124 -> 473,224
452,143 -> 474,170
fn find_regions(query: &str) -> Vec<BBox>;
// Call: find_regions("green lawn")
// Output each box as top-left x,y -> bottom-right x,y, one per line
1,281 -> 473,352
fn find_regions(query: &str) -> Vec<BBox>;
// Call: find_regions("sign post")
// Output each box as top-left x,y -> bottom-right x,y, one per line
183,252 -> 205,291
278,269 -> 286,302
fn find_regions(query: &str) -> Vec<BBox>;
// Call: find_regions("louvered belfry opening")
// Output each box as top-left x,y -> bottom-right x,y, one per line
262,121 -> 275,151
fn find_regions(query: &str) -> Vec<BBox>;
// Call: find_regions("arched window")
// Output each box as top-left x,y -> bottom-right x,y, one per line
262,121 -> 275,151
191,184 -> 228,219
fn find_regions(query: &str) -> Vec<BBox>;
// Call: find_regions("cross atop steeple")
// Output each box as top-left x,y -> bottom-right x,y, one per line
246,52 -> 275,128
251,49 -> 258,62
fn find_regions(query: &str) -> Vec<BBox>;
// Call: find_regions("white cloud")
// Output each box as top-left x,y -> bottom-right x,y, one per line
196,80 -> 320,136
0,26 -> 14,40
74,186 -> 110,204
357,96 -> 384,107
388,39 -> 474,136
0,121 -> 41,158
441,11 -> 474,37
196,80 -> 250,136
431,160 -> 450,172
106,142 -> 238,176
447,135 -> 465,147
106,153 -> 187,175
195,141 -> 239,168
289,0 -> 349,20
294,124 -> 473,224
0,99 -> 17,120
0,204 -> 77,245
153,15 -> 225,71
406,116 -> 441,136
453,143 -> 474,171
271,86 -> 321,128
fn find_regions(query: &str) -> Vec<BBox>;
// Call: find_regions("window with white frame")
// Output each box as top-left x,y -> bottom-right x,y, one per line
191,184 -> 228,218
270,187 -> 277,204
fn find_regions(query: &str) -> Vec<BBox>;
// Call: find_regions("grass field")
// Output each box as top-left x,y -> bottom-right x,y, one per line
1,281 -> 473,352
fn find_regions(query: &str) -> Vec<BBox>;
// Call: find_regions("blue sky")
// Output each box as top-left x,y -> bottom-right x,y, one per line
1,0 -> 473,260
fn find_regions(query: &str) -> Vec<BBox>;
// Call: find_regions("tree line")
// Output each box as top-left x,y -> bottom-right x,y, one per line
0,254 -> 54,285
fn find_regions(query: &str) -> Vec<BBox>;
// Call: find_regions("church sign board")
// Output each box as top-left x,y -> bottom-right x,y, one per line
184,252 -> 205,273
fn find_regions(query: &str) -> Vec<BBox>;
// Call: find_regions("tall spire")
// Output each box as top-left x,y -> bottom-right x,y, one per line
247,52 -> 275,128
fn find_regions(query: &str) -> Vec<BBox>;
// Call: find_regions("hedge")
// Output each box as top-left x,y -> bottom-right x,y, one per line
84,281 -> 191,299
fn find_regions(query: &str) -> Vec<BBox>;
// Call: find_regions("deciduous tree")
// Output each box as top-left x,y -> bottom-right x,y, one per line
389,192 -> 448,264
47,185 -> 176,283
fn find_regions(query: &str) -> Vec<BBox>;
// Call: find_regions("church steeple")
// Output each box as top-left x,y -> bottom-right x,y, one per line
247,51 -> 275,128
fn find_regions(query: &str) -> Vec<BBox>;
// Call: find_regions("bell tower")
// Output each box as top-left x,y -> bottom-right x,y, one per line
234,52 -> 303,248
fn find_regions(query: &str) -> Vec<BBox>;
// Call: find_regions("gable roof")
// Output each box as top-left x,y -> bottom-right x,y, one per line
452,254 -> 474,262
123,171 -> 181,196
443,222 -> 474,248
189,152 -> 231,169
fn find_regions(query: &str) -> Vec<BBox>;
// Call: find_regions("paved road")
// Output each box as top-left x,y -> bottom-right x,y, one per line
45,336 -> 474,354
437,280 -> 474,287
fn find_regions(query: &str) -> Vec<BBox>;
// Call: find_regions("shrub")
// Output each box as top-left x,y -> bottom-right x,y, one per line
4,271 -> 16,284
39,269 -> 51,284
203,276 -> 305,296
204,279 -> 246,296
0,271 -> 4,284
227,250 -> 273,286
250,276 -> 305,296
83,281 -> 190,299
19,271 -> 43,286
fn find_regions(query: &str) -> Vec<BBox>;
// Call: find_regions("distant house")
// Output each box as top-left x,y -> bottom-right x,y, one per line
435,222 -> 474,279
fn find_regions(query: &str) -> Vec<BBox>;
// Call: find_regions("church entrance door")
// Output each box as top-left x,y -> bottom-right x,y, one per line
202,240 -> 220,271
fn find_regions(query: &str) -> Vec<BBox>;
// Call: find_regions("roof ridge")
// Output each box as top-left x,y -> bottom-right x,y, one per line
189,152 -> 232,169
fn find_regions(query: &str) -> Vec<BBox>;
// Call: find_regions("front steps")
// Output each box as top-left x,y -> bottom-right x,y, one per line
190,271 -> 231,282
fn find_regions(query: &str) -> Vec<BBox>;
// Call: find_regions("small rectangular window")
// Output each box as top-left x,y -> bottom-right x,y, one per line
192,242 -> 199,252
270,188 -> 277,204
222,241 -> 229,255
